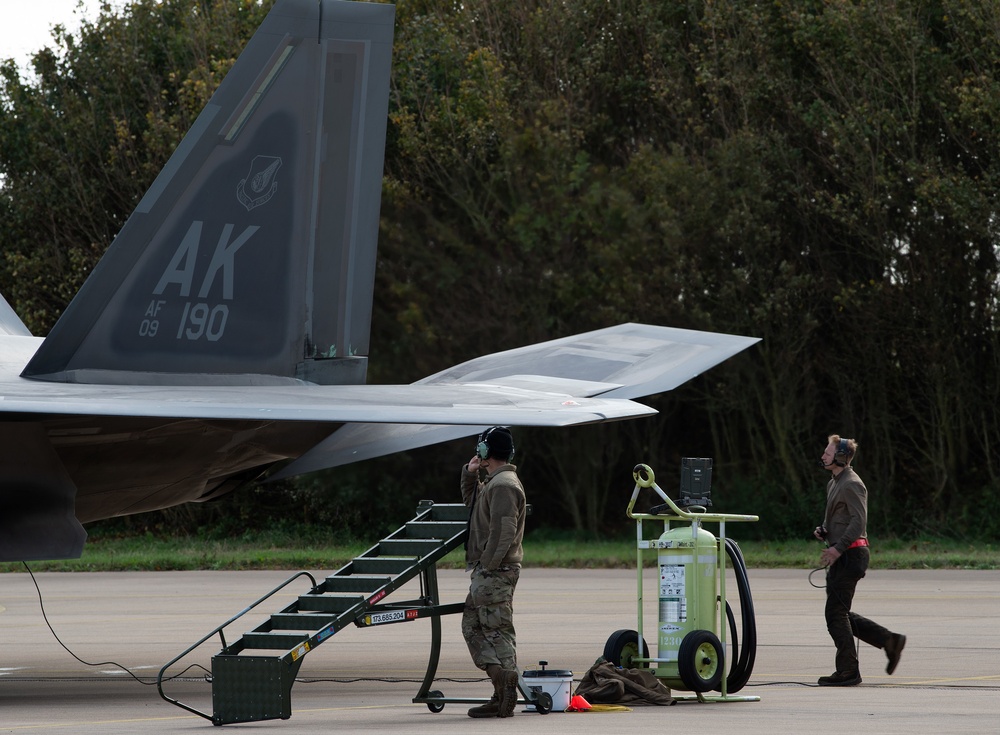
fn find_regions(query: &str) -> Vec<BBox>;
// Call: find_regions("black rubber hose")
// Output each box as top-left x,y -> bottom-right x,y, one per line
724,537 -> 757,693
725,599 -> 738,676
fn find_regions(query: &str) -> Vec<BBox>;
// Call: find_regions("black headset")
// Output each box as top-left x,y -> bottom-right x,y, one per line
476,426 -> 513,461
833,438 -> 851,466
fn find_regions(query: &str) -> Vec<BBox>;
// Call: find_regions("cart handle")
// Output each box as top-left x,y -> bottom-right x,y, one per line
628,463 -> 759,523
633,463 -> 656,487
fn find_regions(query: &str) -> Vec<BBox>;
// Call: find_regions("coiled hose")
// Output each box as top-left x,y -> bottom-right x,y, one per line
723,537 -> 756,692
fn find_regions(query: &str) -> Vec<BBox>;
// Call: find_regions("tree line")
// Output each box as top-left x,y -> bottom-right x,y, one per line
2,0 -> 998,541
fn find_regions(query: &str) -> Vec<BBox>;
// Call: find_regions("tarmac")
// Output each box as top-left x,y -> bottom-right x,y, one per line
1,566 -> 998,734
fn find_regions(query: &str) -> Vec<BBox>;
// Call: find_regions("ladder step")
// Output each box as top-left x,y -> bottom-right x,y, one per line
297,595 -> 364,613
269,612 -> 339,630
405,521 -> 466,539
425,504 -> 469,522
323,575 -> 392,593
378,539 -> 444,556
241,631 -> 310,650
350,557 -> 419,574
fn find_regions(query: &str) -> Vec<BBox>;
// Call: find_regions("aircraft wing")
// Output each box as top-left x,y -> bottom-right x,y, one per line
272,323 -> 759,477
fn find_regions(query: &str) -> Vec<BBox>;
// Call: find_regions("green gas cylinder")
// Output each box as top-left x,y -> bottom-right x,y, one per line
656,524 -> 719,681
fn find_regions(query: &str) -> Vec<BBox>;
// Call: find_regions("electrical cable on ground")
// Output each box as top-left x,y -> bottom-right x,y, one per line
22,561 -> 208,685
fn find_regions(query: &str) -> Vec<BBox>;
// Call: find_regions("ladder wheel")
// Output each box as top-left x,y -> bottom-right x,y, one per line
534,691 -> 553,714
603,628 -> 649,669
677,630 -> 724,692
426,690 -> 445,713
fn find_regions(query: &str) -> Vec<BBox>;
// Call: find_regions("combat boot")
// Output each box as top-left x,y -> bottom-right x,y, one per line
492,668 -> 519,718
467,693 -> 500,718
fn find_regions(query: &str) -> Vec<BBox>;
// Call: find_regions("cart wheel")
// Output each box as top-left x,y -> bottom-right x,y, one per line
534,691 -> 553,714
677,630 -> 724,692
603,629 -> 649,669
426,690 -> 445,713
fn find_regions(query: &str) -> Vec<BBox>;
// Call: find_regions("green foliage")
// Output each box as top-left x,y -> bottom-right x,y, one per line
376,0 -> 1000,540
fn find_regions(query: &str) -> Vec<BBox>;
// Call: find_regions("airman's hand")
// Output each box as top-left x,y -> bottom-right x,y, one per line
820,546 -> 841,567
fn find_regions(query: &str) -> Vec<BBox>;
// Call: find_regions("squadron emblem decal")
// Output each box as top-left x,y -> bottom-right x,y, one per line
237,155 -> 282,210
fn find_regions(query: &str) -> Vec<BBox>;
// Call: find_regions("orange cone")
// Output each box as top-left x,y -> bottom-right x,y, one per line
568,694 -> 592,711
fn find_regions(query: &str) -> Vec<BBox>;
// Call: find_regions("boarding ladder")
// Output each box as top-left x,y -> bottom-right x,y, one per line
157,500 -> 470,725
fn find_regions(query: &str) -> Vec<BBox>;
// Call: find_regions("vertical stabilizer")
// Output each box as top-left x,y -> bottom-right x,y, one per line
23,0 -> 394,386
0,292 -> 31,336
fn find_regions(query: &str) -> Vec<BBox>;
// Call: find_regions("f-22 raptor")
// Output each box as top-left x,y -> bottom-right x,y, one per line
0,0 -> 758,562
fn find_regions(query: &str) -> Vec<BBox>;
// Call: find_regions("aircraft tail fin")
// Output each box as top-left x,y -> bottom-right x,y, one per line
22,0 -> 394,387
0,292 -> 32,337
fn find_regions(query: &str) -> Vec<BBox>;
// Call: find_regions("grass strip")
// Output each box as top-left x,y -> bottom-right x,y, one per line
2,534 -> 995,572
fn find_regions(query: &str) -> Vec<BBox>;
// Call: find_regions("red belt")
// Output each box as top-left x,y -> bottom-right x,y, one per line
847,538 -> 869,549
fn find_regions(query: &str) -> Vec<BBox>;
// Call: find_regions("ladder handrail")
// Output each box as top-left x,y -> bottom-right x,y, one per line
156,570 -> 318,721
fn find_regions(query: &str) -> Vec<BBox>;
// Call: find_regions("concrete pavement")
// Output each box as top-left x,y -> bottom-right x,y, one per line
1,567 -> 998,733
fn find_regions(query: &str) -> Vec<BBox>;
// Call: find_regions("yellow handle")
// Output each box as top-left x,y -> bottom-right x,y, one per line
632,463 -> 655,488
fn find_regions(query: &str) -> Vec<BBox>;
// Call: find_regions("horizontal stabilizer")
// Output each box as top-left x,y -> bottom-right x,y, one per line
416,322 -> 759,399
0,367 -> 655,427
274,323 -> 759,476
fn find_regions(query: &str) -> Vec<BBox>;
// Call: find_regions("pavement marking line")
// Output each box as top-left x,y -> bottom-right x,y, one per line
4,715 -> 200,731
295,703 -> 424,714
5,702 -> 433,731
900,674 -> 1000,685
